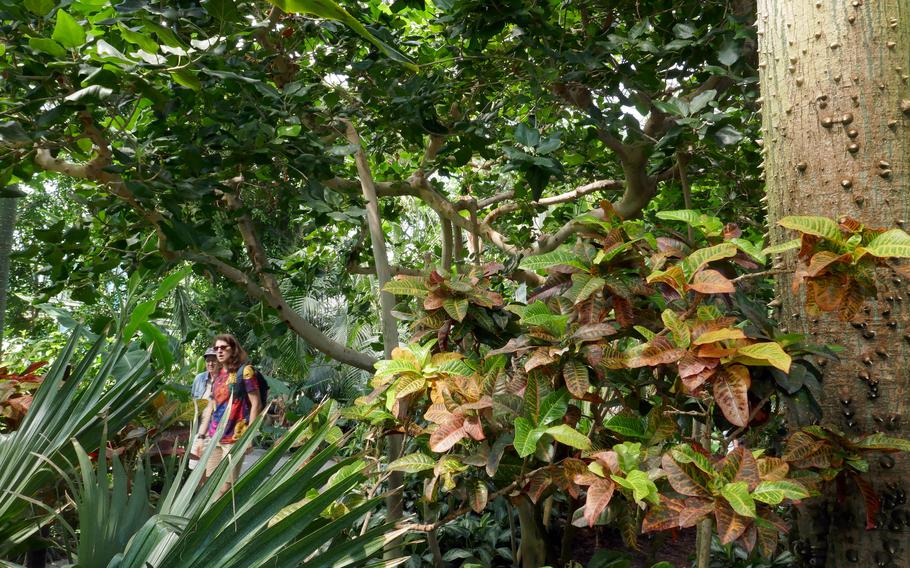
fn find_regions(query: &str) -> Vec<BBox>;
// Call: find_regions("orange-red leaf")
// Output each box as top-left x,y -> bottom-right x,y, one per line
716,446 -> 760,490
713,364 -> 751,427
526,468 -> 552,504
641,496 -> 685,533
429,416 -> 466,452
715,500 -> 750,544
583,478 -> 616,527
808,275 -> 847,311
805,251 -> 850,278
851,472 -> 880,530
838,281 -> 865,321
688,269 -> 735,294
463,415 -> 486,441
680,367 -> 716,393
678,352 -> 715,378
661,453 -> 712,497
525,348 -> 557,371
679,497 -> 715,528
629,336 -> 686,368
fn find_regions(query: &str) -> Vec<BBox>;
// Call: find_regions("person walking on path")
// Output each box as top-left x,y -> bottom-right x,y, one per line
191,347 -> 220,400
193,334 -> 263,496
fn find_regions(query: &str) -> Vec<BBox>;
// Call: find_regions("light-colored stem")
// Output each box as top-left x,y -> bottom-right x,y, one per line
344,120 -> 404,559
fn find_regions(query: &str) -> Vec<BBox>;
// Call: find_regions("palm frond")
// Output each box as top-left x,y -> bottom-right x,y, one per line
111,404 -> 405,568
0,329 -> 157,553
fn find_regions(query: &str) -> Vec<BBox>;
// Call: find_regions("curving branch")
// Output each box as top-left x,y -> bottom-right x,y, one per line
483,179 -> 623,225
33,116 -> 377,371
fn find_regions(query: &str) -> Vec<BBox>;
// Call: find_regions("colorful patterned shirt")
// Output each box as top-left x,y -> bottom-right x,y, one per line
207,365 -> 260,444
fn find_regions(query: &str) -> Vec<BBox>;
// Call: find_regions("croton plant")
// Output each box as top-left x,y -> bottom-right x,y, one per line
347,207 -> 910,557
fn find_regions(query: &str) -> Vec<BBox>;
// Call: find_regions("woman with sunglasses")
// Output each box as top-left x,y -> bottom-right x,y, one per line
193,334 -> 262,496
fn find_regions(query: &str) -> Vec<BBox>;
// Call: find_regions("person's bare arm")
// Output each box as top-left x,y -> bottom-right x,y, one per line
248,391 -> 262,424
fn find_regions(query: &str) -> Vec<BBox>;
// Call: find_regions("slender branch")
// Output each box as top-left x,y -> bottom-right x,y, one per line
477,190 -> 515,209
322,177 -> 420,198
33,117 -> 377,371
187,210 -> 379,372
732,268 -> 788,283
484,179 -> 623,225
348,263 -> 421,277
344,119 -> 405,558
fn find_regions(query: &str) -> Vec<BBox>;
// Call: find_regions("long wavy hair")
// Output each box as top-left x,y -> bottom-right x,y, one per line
213,333 -> 247,372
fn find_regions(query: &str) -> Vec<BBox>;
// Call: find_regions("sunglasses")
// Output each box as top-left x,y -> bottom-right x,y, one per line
213,345 -> 231,351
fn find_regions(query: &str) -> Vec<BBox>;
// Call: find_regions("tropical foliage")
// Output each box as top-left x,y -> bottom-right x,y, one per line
3,0 -> 910,566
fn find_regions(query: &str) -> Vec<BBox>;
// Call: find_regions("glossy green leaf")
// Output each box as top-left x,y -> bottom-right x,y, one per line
28,38 -> 65,57
545,424 -> 591,450
514,417 -> 544,458
52,10 -> 86,48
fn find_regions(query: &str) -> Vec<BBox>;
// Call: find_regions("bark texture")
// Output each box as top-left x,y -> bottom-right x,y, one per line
758,1 -> 910,566
0,197 -> 16,356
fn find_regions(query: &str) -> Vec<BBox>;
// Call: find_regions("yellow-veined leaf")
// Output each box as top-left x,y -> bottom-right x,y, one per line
567,273 -> 606,304
395,374 -> 427,398
519,247 -> 588,271
735,342 -> 791,372
751,480 -> 810,505
442,297 -> 469,322
383,275 -> 429,297
861,228 -> 910,258
388,453 -> 436,473
514,417 -> 544,458
692,327 -> 746,345
778,216 -> 842,241
661,309 -> 691,348
761,239 -> 801,255
720,481 -> 755,517
681,243 -> 737,279
563,358 -> 591,398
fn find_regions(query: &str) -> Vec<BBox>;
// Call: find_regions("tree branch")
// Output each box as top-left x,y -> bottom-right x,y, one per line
33,117 -> 377,371
348,263 -> 421,277
439,213 -> 453,271
484,179 -> 623,225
